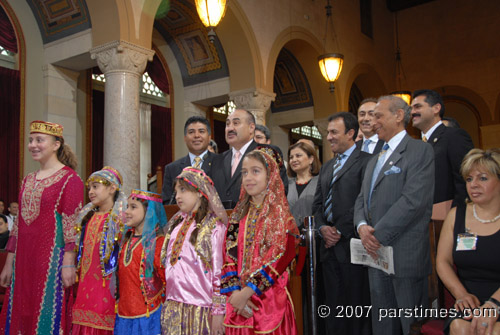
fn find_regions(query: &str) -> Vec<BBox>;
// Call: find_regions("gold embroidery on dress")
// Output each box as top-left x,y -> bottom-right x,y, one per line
123,236 -> 143,267
21,169 -> 69,225
169,218 -> 193,267
80,214 -> 104,282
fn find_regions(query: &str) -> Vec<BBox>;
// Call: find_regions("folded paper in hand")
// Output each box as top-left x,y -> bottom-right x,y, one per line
350,238 -> 395,275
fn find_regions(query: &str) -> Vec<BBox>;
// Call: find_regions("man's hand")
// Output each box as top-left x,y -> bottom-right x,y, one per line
358,225 -> 381,259
320,226 -> 341,248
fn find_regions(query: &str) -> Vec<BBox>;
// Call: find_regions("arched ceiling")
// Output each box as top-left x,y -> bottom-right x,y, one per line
26,0 -> 228,87
154,0 -> 229,86
271,48 -> 313,113
26,0 -> 91,44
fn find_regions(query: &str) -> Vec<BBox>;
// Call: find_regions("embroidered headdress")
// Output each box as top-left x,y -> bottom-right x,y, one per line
128,189 -> 167,284
162,167 -> 227,272
175,167 -> 228,225
75,166 -> 127,277
30,120 -> 64,138
226,147 -> 298,283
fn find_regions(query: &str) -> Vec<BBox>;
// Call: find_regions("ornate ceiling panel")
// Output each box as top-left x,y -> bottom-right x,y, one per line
26,0 -> 91,44
271,48 -> 313,113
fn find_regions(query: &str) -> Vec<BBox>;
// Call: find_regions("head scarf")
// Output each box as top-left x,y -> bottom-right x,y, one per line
173,167 -> 228,225
75,166 -> 127,276
228,147 -> 298,283
128,189 -> 167,283
163,167 -> 227,272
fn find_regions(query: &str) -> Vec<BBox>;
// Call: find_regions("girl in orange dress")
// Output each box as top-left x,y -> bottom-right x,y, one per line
114,189 -> 167,334
72,166 -> 127,334
222,147 -> 300,335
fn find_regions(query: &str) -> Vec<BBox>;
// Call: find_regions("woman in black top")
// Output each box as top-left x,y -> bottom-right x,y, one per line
437,148 -> 500,335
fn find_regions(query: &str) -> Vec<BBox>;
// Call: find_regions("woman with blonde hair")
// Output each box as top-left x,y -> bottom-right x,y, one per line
437,148 -> 500,335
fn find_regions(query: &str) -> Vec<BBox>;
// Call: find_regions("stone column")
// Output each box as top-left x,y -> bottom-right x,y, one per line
139,102 -> 152,190
314,118 -> 333,161
91,40 -> 154,194
229,88 -> 276,125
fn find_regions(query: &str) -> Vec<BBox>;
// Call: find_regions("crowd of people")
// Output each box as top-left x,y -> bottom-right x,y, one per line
0,88 -> 498,335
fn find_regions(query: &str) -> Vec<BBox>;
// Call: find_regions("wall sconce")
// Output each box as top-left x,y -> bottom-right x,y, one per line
391,91 -> 411,104
318,53 -> 344,93
195,0 -> 227,43
318,0 -> 344,93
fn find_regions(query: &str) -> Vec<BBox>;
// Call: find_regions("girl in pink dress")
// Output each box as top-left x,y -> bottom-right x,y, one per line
222,147 -> 299,335
72,166 -> 127,334
0,121 -> 83,335
161,167 -> 227,335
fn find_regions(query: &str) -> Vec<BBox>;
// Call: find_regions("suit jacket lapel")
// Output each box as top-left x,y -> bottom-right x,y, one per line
223,151 -> 232,182
201,152 -> 212,171
181,155 -> 190,168
372,135 -> 408,189
373,140 -> 385,155
322,158 -> 335,199
227,140 -> 258,186
427,123 -> 446,146
334,150 -> 359,182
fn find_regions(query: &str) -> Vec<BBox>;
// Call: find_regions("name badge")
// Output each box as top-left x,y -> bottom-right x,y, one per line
456,233 -> 477,251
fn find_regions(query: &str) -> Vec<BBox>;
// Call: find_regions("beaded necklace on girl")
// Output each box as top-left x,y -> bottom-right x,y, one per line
73,166 -> 127,335
160,167 -> 228,335
114,189 -> 167,335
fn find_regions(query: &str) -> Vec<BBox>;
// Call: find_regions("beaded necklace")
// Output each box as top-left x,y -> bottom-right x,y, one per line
169,214 -> 195,267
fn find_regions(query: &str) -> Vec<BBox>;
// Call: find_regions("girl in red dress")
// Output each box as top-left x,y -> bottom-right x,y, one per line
222,147 -> 299,335
72,166 -> 127,334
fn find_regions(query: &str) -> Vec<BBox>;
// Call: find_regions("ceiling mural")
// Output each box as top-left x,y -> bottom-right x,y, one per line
26,0 -> 91,44
271,48 -> 313,113
25,0 -> 228,86
154,0 -> 229,86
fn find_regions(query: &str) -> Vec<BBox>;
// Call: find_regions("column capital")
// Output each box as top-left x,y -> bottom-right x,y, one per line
313,118 -> 329,137
229,88 -> 276,125
90,40 -> 155,76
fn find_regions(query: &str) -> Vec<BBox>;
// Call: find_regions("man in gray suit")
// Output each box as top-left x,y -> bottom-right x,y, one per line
354,95 -> 435,335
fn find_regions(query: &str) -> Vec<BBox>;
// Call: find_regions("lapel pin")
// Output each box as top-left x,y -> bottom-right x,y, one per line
433,138 -> 437,143
389,161 -> 393,165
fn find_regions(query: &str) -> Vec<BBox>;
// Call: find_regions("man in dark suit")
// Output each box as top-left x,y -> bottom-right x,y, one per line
411,89 -> 474,206
211,109 -> 287,207
313,112 -> 372,335
354,96 -> 435,335
357,98 -> 384,154
161,116 -> 216,204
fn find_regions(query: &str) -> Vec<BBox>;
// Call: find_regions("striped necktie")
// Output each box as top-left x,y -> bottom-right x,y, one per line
422,136 -> 428,143
323,154 -> 342,223
193,156 -> 202,168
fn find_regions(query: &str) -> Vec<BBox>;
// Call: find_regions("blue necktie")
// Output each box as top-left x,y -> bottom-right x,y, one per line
324,154 -> 343,223
368,143 -> 390,207
362,139 -> 371,153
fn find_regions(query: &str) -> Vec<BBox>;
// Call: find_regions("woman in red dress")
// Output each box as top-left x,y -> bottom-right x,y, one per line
0,121 -> 84,334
